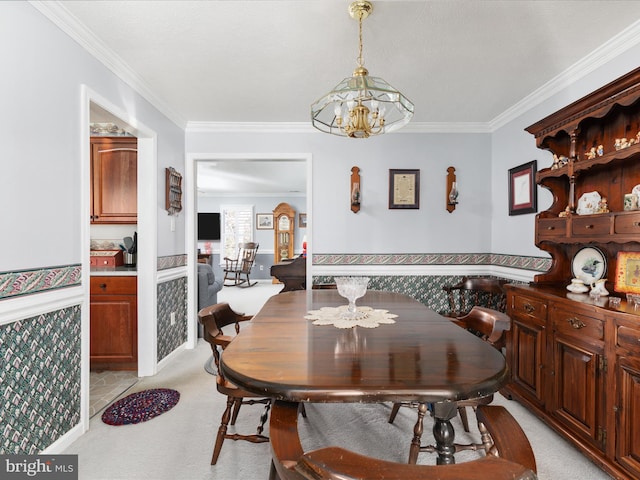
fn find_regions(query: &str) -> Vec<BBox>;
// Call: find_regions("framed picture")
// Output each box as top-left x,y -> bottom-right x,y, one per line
256,213 -> 274,230
615,251 -> 640,293
299,213 -> 307,228
508,160 -> 537,216
389,169 -> 420,209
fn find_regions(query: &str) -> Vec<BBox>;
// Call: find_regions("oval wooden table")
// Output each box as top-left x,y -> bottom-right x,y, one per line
220,290 -> 508,465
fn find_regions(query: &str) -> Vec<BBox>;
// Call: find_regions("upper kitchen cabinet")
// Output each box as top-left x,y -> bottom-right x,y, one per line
90,137 -> 137,224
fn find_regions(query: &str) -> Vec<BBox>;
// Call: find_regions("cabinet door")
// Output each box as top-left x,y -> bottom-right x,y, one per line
91,139 -> 137,224
615,355 -> 640,477
510,315 -> 547,408
550,334 -> 605,451
90,294 -> 137,367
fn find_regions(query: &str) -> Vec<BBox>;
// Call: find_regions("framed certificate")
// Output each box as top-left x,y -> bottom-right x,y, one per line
389,169 -> 420,209
508,160 -> 537,215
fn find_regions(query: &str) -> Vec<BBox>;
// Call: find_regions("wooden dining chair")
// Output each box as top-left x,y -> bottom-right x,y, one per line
442,276 -> 507,317
388,306 -> 512,454
223,242 -> 259,287
198,302 -> 270,465
269,400 -> 537,480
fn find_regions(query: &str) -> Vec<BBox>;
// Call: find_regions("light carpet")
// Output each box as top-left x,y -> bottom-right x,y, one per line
64,340 -> 613,480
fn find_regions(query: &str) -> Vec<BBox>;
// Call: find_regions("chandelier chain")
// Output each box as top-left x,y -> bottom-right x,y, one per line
357,14 -> 364,68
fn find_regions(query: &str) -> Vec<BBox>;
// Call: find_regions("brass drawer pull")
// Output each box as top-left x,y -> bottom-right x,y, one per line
523,303 -> 535,314
634,222 -> 640,227
585,224 -> 594,229
546,226 -> 555,230
567,317 -> 586,329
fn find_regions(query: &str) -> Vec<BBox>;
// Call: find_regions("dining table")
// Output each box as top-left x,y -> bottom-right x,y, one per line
220,289 -> 508,465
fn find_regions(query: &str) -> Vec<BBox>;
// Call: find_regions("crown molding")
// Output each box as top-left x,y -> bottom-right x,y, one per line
490,19 -> 640,131
29,1 -> 187,129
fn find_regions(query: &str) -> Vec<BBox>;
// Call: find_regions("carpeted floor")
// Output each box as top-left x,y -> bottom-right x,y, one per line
65,339 -> 613,480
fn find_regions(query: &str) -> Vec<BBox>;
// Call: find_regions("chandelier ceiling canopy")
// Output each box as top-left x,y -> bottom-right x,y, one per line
310,1 -> 414,139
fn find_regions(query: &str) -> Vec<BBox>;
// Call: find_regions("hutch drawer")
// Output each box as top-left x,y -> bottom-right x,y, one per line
538,218 -> 567,240
511,293 -> 547,323
551,305 -> 604,342
614,212 -> 640,234
571,215 -> 611,237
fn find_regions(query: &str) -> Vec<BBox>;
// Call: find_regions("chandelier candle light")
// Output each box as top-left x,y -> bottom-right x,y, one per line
311,1 -> 414,138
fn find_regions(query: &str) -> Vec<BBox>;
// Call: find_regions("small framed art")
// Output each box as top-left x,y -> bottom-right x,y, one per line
389,169 -> 420,209
615,251 -> 640,293
256,213 -> 274,230
508,160 -> 537,216
299,213 -> 307,228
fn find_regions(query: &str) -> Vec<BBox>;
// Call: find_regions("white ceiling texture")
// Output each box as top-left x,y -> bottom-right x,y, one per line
48,1 -> 640,195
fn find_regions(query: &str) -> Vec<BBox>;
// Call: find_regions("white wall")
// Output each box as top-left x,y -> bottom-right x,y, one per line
187,131 -> 493,255
0,2 -> 185,272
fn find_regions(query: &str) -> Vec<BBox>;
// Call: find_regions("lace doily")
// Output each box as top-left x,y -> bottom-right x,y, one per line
304,306 -> 398,329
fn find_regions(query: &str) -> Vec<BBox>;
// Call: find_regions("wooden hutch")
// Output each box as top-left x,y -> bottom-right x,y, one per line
504,67 -> 640,479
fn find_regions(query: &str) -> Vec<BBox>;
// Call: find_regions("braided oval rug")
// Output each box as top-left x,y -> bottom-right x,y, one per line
101,388 -> 180,426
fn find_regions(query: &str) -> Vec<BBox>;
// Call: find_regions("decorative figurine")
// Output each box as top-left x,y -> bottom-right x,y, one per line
585,147 -> 597,159
596,197 -> 609,214
615,138 -> 622,150
551,154 -> 561,169
558,206 -> 571,217
597,144 -> 604,156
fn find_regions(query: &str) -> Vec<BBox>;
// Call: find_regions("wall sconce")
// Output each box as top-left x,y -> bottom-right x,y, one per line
446,166 -> 458,213
351,166 -> 361,213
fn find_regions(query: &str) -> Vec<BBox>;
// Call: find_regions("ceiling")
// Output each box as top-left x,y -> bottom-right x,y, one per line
54,1 -> 640,194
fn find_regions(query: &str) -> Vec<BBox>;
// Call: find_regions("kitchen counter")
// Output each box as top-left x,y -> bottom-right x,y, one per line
90,266 -> 137,276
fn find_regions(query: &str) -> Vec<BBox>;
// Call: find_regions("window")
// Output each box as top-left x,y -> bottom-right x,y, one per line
220,205 -> 254,261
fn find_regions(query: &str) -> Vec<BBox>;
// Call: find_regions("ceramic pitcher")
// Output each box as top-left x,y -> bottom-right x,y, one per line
590,279 -> 609,296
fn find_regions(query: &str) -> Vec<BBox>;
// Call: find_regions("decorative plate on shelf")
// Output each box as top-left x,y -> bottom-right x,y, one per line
576,191 -> 601,215
632,184 -> 640,198
572,247 -> 607,283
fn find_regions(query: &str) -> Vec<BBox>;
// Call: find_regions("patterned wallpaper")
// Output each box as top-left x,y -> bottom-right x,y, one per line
157,277 -> 188,362
0,306 -> 81,454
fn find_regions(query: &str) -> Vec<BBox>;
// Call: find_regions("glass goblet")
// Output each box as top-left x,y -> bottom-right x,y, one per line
334,276 -> 370,319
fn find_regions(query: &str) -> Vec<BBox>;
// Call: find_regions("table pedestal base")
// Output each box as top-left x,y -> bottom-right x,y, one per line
408,402 -> 457,465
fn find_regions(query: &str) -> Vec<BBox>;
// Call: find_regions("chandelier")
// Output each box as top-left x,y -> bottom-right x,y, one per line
310,1 -> 414,138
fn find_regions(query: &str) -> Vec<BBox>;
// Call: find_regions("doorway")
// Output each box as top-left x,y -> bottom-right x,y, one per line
185,153 -> 312,346
82,88 -> 158,426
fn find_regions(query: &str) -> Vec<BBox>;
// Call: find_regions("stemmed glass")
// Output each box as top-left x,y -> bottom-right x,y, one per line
334,277 -> 370,319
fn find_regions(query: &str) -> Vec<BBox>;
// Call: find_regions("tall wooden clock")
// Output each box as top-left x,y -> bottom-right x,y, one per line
273,202 -> 296,265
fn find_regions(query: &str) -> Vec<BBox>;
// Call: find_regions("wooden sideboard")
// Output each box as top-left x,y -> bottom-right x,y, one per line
505,66 -> 640,480
504,285 -> 640,479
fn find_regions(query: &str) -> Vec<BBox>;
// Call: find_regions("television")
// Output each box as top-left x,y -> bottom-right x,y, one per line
198,212 -> 221,240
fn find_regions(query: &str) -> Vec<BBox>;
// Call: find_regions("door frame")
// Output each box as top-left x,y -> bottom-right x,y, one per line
81,86 -> 158,426
185,152 -> 312,346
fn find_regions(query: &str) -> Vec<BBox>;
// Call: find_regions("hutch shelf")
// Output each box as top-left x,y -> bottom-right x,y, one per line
505,66 -> 640,480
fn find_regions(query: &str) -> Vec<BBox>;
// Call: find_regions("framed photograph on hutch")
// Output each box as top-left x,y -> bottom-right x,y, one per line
508,160 -> 537,216
389,169 -> 420,209
615,251 -> 640,294
256,213 -> 274,230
